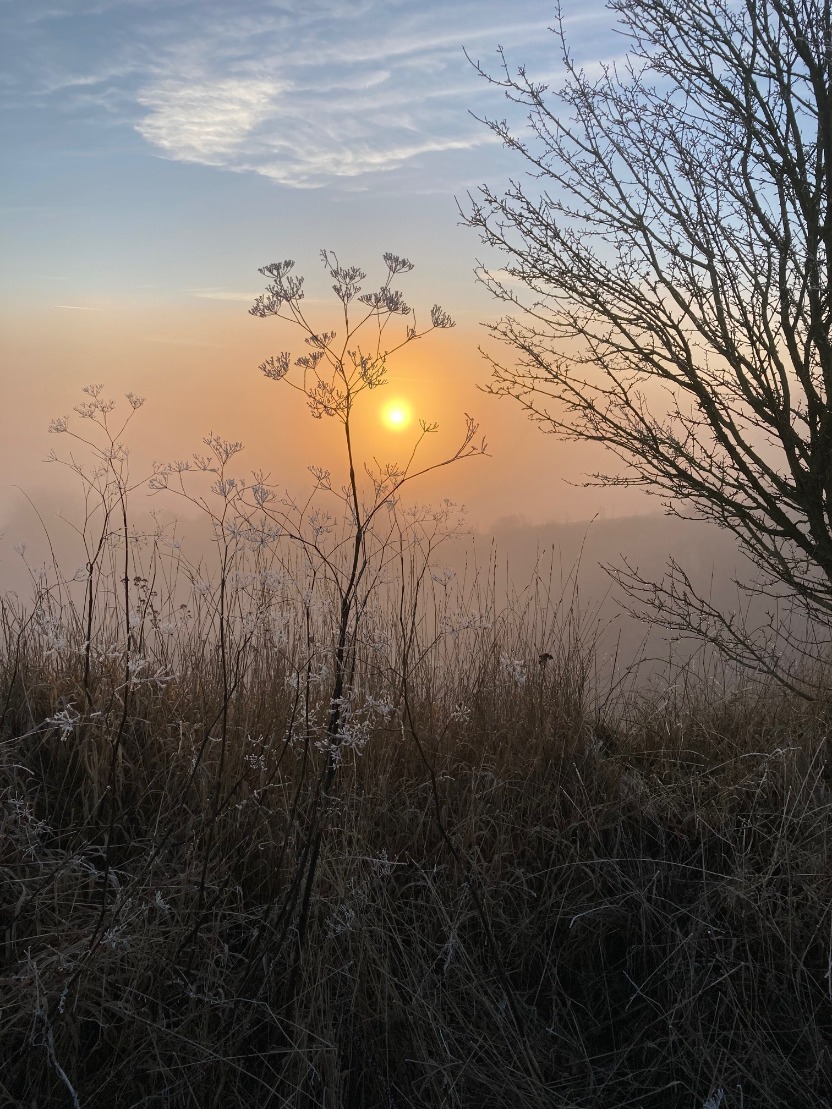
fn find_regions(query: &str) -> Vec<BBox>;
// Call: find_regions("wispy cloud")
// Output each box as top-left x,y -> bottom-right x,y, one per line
53,304 -> 102,310
129,6 -> 521,188
4,0 -> 621,188
188,288 -> 259,301
5,0 -> 607,189
137,77 -> 288,161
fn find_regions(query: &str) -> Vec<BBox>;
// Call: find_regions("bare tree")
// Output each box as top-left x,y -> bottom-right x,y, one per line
463,0 -> 832,692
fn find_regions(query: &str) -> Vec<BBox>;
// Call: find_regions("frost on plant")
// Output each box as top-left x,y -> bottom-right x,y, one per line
44,703 -> 81,741
500,654 -> 527,686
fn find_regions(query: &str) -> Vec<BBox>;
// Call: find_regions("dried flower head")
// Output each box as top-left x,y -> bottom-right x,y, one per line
260,352 -> 291,380
430,304 -> 455,329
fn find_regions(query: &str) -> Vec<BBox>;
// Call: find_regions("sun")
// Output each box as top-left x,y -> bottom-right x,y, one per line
381,399 -> 412,431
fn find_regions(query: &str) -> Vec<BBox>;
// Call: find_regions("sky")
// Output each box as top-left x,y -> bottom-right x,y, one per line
0,0 -> 653,541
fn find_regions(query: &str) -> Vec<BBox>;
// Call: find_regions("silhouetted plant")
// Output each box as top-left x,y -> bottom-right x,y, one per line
246,249 -> 484,768
150,250 -> 486,1022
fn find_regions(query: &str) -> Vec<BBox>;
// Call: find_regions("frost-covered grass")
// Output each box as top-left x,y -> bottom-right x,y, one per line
1,547 -> 830,1108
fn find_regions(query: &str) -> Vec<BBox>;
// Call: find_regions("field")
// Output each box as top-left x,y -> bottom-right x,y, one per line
2,500 -> 830,1109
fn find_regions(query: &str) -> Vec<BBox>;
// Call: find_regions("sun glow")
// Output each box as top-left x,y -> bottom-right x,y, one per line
381,399 -> 412,431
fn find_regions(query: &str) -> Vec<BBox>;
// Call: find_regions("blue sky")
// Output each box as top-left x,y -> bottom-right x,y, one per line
1,0 -> 622,304
0,0 -> 648,531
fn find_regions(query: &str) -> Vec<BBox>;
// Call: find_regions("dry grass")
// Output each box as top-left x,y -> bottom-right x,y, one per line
1,534 -> 831,1109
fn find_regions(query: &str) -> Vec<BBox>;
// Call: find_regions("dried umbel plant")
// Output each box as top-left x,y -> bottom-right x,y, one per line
152,250 -> 486,1002
248,250 -> 486,994
248,250 -> 484,762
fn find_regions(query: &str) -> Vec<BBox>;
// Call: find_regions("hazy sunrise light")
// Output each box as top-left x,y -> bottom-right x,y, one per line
381,399 -> 412,431
0,0 -> 637,532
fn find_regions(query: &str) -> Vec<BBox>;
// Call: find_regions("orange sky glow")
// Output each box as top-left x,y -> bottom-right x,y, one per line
0,293 -> 651,544
0,0 -> 655,569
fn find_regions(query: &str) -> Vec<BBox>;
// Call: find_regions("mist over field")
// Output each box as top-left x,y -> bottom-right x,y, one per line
0,483 -> 758,691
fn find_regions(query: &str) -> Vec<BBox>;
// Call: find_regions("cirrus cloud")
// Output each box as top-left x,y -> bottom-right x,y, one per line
6,0 -> 614,190
137,77 -> 288,161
